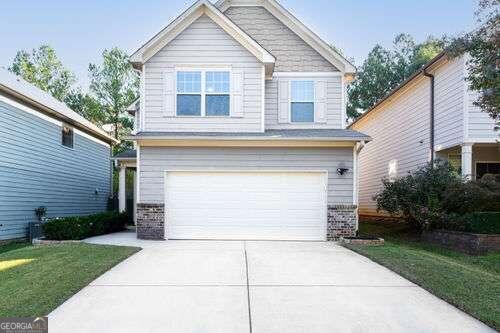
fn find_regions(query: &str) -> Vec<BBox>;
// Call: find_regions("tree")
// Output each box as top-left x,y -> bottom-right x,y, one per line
449,0 -> 499,126
88,48 -> 139,143
64,89 -> 106,125
9,45 -> 75,102
347,34 -> 447,120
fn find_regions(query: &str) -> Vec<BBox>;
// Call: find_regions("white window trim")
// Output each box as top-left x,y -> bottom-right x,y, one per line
175,67 -> 232,118
289,79 -> 315,123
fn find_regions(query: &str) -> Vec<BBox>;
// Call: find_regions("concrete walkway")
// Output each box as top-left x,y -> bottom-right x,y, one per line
49,231 -> 494,333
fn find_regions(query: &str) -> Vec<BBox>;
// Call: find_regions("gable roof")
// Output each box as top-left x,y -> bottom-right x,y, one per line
348,51 -> 448,129
215,0 -> 356,74
0,68 -> 118,144
130,0 -> 275,74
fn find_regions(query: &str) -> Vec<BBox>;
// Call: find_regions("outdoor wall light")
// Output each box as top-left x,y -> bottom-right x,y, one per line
337,168 -> 349,176
95,188 -> 99,195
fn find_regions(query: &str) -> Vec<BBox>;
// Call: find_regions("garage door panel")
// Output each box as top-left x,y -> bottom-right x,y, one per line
165,172 -> 327,241
168,226 -> 326,241
168,211 -> 325,226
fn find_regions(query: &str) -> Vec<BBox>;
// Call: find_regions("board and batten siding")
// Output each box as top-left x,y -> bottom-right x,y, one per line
223,6 -> 338,72
433,56 -> 465,150
0,99 -> 111,240
139,147 -> 354,205
143,15 -> 263,132
352,77 -> 431,216
265,76 -> 343,129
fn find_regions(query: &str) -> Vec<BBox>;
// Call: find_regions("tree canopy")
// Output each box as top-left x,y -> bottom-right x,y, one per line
88,48 -> 139,144
8,46 -> 138,151
347,34 -> 447,120
449,0 -> 499,126
9,45 -> 76,102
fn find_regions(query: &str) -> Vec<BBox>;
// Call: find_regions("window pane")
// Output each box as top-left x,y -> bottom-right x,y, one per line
477,162 -> 500,179
206,71 -> 230,94
177,95 -> 201,116
291,102 -> 314,122
206,95 -> 230,116
61,126 -> 74,148
291,81 -> 314,101
177,71 -> 201,93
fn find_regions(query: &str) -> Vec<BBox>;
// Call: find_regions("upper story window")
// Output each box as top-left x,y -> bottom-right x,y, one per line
177,71 -> 202,116
61,125 -> 74,148
290,80 -> 314,122
205,71 -> 230,116
176,70 -> 230,117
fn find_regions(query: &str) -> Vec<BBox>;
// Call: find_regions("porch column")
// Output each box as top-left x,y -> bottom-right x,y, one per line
133,171 -> 137,224
118,165 -> 127,213
461,143 -> 473,179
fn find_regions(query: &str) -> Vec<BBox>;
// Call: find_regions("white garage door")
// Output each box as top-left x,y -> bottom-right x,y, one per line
165,171 -> 327,241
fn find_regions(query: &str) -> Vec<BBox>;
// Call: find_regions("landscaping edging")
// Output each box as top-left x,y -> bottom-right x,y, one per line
33,239 -> 82,245
422,230 -> 500,255
341,237 -> 385,246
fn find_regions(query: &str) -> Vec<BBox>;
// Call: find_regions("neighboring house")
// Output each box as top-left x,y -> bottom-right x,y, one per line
350,53 -> 500,217
0,69 -> 118,241
115,0 -> 371,241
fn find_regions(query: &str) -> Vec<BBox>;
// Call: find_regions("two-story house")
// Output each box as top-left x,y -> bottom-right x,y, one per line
118,0 -> 371,241
350,52 -> 499,217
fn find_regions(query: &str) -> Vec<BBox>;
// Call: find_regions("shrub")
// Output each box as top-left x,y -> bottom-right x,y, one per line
442,212 -> 500,234
43,211 -> 128,240
374,161 -> 499,231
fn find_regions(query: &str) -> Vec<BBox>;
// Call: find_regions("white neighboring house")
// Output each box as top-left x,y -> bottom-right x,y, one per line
350,52 -> 499,217
114,0 -> 372,241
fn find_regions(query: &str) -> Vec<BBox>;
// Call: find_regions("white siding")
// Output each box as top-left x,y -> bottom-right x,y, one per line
352,77 -> 431,215
467,89 -> 498,141
143,15 -> 263,132
434,57 -> 465,150
265,76 -> 343,129
139,147 -> 354,205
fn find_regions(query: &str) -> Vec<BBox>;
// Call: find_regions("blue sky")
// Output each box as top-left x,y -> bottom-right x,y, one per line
0,0 -> 477,88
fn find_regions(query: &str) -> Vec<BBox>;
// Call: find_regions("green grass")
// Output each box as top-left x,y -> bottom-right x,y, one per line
0,242 -> 140,317
346,219 -> 500,330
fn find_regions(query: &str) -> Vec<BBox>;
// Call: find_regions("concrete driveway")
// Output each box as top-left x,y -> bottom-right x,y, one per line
49,231 -> 493,333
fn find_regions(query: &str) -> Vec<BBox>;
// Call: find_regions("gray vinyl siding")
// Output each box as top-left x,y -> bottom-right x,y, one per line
265,76 -> 343,129
139,147 -> 354,205
144,15 -> 263,132
0,99 -> 111,240
223,6 -> 338,72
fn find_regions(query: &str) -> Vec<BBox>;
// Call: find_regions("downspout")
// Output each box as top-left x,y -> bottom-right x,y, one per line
423,71 -> 435,165
353,141 -> 366,235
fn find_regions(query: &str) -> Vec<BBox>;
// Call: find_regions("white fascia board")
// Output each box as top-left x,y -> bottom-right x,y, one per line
130,0 -> 275,67
217,0 -> 356,74
273,72 -> 342,78
128,135 -> 367,142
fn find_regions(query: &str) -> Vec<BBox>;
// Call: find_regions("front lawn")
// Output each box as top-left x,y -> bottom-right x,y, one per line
0,242 -> 139,317
346,219 -> 500,330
